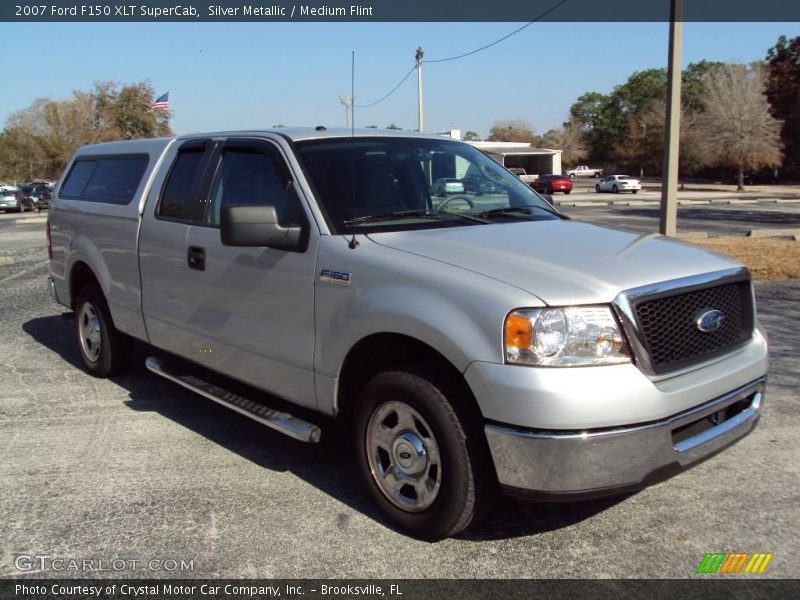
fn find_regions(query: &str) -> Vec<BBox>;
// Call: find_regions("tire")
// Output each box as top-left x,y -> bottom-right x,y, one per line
354,367 -> 493,540
75,284 -> 133,377
612,185 -> 619,194
564,189 -> 571,195
632,190 -> 638,195
594,172 -> 601,178
568,173 -> 575,179
595,184 -> 601,193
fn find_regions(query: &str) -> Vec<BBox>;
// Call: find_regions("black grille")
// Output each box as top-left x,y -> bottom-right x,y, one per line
633,281 -> 754,374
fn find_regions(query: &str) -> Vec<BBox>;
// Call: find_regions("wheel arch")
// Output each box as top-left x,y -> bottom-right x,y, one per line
69,260 -> 103,309
335,332 -> 484,427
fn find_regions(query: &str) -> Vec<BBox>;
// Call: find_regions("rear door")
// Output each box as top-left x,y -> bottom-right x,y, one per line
180,137 -> 319,409
139,138 -> 215,355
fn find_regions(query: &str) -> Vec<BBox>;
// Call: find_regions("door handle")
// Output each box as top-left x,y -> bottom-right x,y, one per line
187,246 -> 205,271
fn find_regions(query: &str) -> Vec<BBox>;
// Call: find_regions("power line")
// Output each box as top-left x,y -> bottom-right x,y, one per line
352,0 -> 569,109
355,65 -> 416,108
426,0 -> 569,63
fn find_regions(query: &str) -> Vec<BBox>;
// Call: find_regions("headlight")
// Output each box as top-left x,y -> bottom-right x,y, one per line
504,306 -> 631,366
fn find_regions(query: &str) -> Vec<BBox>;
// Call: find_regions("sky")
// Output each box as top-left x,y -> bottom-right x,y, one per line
1,21 -> 797,138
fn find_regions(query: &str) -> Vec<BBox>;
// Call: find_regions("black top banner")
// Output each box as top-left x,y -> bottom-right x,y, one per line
3,0 -> 800,22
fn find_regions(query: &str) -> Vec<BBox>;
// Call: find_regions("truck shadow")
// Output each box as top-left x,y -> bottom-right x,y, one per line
24,313 -> 626,542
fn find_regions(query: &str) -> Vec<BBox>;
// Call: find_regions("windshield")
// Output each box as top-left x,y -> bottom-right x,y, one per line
295,137 -> 560,233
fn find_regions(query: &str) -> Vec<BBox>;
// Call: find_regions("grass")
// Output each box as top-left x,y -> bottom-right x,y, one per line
690,237 -> 800,280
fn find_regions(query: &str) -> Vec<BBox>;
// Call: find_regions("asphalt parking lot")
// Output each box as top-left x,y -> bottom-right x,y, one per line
1,214 -> 798,579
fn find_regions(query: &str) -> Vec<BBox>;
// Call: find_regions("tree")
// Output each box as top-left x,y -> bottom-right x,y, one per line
463,130 -> 480,141
487,119 -> 540,143
365,125 -> 378,128
682,60 -> 725,111
386,123 -> 402,130
0,80 -> 172,181
569,63 -> 723,167
613,102 -> 706,178
697,64 -> 782,191
765,35 -> 800,178
541,117 -> 588,165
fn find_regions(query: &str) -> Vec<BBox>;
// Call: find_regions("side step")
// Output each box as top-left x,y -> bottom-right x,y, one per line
145,357 -> 321,443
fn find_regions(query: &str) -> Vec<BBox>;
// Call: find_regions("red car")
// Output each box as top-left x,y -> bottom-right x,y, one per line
532,174 -> 573,195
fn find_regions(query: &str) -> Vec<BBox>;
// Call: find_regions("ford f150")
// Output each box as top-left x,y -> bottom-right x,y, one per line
47,129 -> 768,539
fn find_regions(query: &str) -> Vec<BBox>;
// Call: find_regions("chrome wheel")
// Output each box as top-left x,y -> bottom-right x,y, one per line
79,302 -> 102,363
366,401 -> 442,512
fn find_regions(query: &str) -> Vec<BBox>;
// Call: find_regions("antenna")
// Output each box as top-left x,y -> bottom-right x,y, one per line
348,49 -> 359,250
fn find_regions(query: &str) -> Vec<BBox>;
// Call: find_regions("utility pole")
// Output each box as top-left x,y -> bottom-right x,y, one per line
660,0 -> 683,236
338,96 -> 353,128
415,46 -> 424,132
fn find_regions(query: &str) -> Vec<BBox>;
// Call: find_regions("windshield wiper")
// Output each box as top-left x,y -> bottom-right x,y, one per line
343,210 -> 439,225
344,209 -> 490,226
439,210 -> 491,224
477,204 -> 565,220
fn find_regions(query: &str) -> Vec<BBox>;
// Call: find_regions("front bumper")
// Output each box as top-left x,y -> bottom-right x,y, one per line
486,377 -> 764,498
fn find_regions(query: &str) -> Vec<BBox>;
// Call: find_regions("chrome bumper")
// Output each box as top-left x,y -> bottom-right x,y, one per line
486,378 -> 764,499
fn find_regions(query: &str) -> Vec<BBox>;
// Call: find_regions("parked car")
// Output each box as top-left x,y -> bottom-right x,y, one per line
430,177 -> 465,197
733,170 -> 781,186
462,173 -> 504,195
565,165 -> 604,178
0,188 -> 34,212
532,174 -> 573,195
596,175 -> 642,194
21,185 -> 52,210
505,167 -> 537,185
48,129 -> 767,540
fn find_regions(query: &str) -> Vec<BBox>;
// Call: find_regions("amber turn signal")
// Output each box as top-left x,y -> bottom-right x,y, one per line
504,311 -> 532,349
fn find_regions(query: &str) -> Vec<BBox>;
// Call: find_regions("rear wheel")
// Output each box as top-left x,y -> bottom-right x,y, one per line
569,173 -> 575,179
354,368 -> 492,540
632,190 -> 638,195
564,189 -> 571,195
75,285 -> 133,377
612,185 -> 619,193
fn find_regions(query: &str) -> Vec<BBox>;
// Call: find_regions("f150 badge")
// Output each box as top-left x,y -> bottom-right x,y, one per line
320,269 -> 351,286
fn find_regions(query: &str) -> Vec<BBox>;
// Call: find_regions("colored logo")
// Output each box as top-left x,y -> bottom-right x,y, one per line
695,308 -> 725,332
696,552 -> 773,574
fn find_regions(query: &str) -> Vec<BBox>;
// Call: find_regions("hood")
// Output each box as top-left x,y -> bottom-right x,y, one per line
367,220 -> 743,306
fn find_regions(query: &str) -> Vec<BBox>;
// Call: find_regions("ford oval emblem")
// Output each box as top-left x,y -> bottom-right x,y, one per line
696,308 -> 725,333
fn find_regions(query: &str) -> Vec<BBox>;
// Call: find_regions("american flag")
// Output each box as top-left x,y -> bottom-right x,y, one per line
151,92 -> 169,112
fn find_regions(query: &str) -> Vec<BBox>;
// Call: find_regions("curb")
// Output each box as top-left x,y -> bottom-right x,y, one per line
748,228 -> 800,238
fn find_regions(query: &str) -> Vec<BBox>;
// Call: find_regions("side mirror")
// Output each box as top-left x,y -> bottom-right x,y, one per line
220,204 -> 305,251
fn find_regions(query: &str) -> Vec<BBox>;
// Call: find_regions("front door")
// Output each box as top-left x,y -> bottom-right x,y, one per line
182,137 -> 319,409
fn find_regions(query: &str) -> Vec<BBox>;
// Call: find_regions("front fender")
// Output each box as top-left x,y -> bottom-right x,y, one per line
313,235 -> 542,412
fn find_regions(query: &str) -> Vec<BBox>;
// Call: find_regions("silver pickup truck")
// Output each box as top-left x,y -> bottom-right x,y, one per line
47,129 -> 768,539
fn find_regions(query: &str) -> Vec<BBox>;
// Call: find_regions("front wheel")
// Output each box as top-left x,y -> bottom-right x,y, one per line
75,285 -> 133,377
612,185 -> 619,193
354,368 -> 492,540
595,184 -> 601,192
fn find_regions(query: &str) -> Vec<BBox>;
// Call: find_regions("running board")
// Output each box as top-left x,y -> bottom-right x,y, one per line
145,357 -> 321,443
